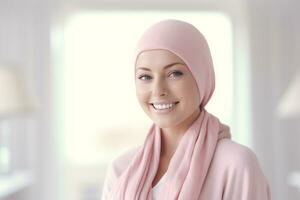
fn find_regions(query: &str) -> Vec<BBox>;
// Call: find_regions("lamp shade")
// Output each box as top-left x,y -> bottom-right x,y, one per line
277,71 -> 300,118
0,64 -> 35,117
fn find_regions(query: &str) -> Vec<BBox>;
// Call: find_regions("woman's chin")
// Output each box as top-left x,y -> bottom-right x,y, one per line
152,119 -> 179,129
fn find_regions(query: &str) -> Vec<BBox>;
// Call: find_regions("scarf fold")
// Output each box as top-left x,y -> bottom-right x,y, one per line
112,109 -> 231,199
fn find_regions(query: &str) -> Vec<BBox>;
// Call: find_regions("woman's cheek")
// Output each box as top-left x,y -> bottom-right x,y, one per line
136,85 -> 150,101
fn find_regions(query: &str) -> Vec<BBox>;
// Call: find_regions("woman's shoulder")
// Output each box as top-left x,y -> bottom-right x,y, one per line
213,138 -> 261,170
102,146 -> 142,199
203,140 -> 271,199
109,146 -> 142,177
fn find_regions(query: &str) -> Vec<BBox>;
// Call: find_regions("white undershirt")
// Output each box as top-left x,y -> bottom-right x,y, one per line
152,174 -> 166,199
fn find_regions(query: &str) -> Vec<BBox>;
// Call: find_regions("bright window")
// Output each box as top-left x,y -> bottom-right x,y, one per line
58,11 -> 233,166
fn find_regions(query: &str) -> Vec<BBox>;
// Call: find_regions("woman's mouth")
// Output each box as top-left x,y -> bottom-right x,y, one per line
150,101 -> 179,113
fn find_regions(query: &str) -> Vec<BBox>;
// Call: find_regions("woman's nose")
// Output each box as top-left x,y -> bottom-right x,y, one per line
152,79 -> 168,97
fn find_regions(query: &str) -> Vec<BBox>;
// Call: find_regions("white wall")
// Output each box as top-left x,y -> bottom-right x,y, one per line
245,1 -> 300,199
0,0 -> 62,200
0,0 -> 299,199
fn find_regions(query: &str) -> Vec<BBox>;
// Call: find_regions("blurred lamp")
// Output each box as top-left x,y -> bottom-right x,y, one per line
277,71 -> 300,118
0,64 -> 35,174
0,65 -> 34,117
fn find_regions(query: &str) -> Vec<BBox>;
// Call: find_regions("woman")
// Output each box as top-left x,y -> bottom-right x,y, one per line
101,19 -> 271,200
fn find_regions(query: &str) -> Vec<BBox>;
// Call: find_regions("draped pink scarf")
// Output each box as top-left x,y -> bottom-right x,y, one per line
112,19 -> 231,199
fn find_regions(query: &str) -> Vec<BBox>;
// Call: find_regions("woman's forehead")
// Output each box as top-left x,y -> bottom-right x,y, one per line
135,49 -> 186,69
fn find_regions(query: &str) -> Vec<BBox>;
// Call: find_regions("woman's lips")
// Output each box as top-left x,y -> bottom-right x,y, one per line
150,101 -> 179,114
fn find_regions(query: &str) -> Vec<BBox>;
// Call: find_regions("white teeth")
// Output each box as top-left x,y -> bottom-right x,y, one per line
153,103 -> 175,110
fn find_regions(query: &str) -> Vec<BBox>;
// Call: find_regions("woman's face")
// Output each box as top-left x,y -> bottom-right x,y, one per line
135,49 -> 200,128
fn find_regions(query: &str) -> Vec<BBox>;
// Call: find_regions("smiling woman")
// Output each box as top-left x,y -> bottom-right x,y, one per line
135,49 -> 202,188
101,19 -> 271,200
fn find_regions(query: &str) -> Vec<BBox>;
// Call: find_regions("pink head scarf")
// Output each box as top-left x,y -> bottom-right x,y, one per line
134,19 -> 215,108
112,19 -> 231,200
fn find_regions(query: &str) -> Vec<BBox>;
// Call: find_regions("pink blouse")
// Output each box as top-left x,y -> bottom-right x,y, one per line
101,139 -> 271,200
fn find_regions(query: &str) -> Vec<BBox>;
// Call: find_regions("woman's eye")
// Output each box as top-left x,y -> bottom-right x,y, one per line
138,74 -> 152,80
169,71 -> 183,78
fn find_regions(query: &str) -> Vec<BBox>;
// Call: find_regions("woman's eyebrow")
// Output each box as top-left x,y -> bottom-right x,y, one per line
136,62 -> 184,71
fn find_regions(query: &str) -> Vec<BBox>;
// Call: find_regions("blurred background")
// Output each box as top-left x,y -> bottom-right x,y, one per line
0,0 -> 299,199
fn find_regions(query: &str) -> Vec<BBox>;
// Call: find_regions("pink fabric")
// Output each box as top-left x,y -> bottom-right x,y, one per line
102,138 -> 271,200
106,19 -> 271,200
112,110 -> 231,199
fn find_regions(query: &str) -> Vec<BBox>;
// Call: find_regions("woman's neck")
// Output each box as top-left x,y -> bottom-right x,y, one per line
160,108 -> 201,158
